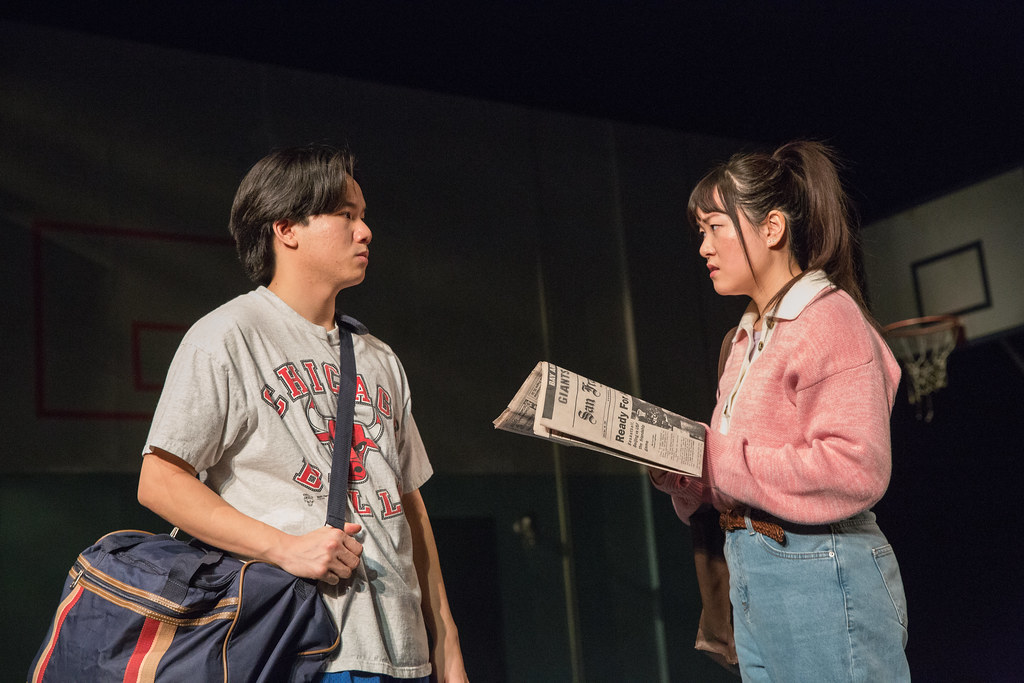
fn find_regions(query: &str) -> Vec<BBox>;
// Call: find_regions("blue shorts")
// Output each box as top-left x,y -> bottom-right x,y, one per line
317,673 -> 429,683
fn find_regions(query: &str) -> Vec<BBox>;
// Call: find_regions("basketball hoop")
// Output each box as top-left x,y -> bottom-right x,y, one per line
883,315 -> 965,422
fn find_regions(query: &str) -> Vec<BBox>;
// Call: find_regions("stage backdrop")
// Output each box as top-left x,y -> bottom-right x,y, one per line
0,20 -> 745,477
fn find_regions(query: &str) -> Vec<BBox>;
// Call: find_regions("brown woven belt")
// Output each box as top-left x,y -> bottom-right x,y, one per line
720,508 -> 786,544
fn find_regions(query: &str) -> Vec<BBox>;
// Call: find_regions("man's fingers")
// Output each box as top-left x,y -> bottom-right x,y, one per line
335,541 -> 362,571
342,532 -> 363,555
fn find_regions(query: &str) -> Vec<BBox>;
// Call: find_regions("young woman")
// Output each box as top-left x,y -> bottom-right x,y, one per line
652,141 -> 910,681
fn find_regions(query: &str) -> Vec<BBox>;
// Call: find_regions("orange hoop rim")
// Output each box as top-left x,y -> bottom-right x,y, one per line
882,315 -> 965,343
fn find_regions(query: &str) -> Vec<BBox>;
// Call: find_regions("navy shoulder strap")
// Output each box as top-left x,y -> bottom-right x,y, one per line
326,316 -> 363,528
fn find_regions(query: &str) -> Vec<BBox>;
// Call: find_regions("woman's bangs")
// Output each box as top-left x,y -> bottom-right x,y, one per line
687,172 -> 729,228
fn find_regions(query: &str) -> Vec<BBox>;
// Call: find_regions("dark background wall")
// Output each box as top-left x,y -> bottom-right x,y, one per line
2,14 -> 1023,683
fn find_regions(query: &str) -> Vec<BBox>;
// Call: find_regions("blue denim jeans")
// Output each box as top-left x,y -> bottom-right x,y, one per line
724,510 -> 910,682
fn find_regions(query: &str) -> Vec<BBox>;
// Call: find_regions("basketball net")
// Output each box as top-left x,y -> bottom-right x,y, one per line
883,316 -> 964,423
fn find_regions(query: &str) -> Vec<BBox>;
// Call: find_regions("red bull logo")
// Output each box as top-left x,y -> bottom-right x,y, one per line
265,363 -> 396,499
303,394 -> 385,484
349,412 -> 385,483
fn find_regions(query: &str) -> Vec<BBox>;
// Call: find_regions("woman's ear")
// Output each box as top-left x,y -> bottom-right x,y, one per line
764,210 -> 788,248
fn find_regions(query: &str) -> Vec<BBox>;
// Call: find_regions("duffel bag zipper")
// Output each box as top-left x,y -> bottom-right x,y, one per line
71,558 -> 238,625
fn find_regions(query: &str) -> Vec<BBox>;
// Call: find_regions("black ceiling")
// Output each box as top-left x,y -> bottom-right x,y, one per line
6,0 -> 1023,222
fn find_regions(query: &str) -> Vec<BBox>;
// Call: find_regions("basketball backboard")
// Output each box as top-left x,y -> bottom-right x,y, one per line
861,167 -> 1024,343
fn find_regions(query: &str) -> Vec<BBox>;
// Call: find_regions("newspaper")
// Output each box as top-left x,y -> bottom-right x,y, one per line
493,362 -> 704,476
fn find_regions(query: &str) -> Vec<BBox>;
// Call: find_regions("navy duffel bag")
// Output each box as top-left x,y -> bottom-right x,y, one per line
31,324 -> 362,682
28,530 -> 338,682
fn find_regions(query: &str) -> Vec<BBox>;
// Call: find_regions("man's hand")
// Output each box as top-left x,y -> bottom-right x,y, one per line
271,523 -> 364,584
138,450 -> 364,584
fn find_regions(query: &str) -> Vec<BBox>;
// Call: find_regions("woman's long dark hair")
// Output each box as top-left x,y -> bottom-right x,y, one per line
687,140 -> 873,322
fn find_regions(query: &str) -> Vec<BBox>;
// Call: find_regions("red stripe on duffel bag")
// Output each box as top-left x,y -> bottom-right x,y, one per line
30,584 -> 85,683
136,620 -> 177,682
123,617 -> 161,682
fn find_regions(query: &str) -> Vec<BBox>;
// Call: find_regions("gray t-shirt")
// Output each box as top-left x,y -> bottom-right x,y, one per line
144,287 -> 433,677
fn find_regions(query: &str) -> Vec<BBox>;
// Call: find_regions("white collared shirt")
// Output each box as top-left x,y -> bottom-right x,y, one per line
719,270 -> 834,434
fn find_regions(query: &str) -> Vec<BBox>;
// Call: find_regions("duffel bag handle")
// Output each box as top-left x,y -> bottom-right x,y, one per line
95,530 -> 153,554
162,547 -> 224,603
94,531 -> 225,604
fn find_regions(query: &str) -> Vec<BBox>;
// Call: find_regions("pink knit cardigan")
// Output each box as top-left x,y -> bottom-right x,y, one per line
655,287 -> 901,525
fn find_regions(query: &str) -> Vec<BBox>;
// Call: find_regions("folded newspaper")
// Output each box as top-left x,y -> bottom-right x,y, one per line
493,362 -> 704,476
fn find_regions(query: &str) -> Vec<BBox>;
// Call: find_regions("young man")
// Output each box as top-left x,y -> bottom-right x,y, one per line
138,144 -> 469,683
